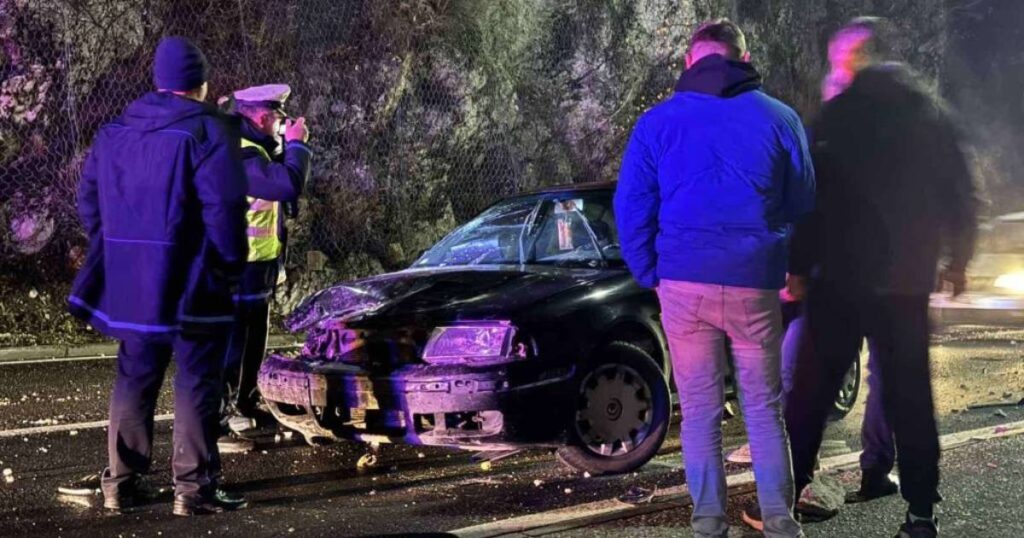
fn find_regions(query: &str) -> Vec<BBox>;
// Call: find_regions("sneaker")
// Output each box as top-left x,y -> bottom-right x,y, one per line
57,472 -> 102,497
741,501 -> 806,535
847,471 -> 900,504
725,443 -> 752,464
172,488 -> 248,516
741,500 -> 765,532
895,514 -> 939,537
217,432 -> 255,454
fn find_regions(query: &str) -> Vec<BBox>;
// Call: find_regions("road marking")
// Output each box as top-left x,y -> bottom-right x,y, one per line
0,414 -> 174,439
0,344 -> 301,367
449,419 -> 1024,538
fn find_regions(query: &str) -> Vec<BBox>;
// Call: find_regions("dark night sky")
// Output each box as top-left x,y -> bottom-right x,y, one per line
945,0 -> 1024,213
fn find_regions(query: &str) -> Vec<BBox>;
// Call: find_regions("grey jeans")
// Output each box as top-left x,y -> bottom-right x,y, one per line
658,280 -> 802,538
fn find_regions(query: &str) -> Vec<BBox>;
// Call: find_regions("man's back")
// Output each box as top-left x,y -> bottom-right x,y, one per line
70,92 -> 247,339
807,64 -> 977,294
615,54 -> 815,290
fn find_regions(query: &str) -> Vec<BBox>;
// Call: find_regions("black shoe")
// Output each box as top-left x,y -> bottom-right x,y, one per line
101,474 -> 170,512
172,488 -> 248,516
217,432 -> 256,454
847,471 -> 900,503
895,514 -> 939,537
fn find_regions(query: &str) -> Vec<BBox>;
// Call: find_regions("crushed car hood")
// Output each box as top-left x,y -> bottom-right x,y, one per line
286,265 -> 614,332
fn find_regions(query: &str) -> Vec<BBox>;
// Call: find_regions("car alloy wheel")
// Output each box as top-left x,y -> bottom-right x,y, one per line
574,363 -> 654,457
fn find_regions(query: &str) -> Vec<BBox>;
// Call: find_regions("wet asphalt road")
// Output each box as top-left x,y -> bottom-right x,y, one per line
0,325 -> 1021,537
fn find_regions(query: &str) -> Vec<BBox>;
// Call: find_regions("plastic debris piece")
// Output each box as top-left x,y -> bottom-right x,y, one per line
480,461 -> 492,471
583,472 -> 592,478
2,469 -> 11,477
283,431 -> 294,440
564,488 -> 573,494
28,289 -> 38,299
275,433 -> 283,443
533,479 -> 543,487
357,453 -> 379,469
369,490 -> 377,496
994,409 -> 1008,418
69,430 -> 78,436
417,452 -> 426,459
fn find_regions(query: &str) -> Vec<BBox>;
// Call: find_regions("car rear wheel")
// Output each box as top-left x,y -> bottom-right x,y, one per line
556,342 -> 670,476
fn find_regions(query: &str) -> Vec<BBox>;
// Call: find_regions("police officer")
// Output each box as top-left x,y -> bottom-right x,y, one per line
217,84 -> 312,453
68,36 -> 249,516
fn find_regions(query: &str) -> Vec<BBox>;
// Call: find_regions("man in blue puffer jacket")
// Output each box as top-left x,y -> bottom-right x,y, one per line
615,19 -> 814,538
69,37 -> 249,516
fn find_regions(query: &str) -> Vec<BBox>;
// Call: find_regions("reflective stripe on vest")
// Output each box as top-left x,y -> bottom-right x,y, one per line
241,138 -> 282,262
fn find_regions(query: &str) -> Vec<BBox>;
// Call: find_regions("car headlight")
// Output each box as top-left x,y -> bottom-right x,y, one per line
422,322 -> 522,365
994,272 -> 1024,293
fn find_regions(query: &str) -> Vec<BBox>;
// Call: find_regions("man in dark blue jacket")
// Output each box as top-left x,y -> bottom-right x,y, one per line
615,19 -> 814,538
69,36 -> 249,516
215,84 -> 312,453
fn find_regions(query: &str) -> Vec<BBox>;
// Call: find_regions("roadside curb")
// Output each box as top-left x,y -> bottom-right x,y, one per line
0,335 -> 302,364
449,420 -> 1024,538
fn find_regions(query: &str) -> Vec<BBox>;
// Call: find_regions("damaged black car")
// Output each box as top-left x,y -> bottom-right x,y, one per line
258,182 -> 858,475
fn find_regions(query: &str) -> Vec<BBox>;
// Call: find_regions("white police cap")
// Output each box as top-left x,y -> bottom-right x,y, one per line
232,83 -> 291,111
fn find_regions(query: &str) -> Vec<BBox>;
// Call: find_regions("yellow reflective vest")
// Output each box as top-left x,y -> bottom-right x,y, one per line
240,138 -> 282,262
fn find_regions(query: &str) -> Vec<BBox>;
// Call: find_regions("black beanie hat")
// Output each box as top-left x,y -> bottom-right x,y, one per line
153,36 -> 210,91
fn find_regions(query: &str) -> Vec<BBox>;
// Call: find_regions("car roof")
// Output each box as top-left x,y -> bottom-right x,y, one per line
520,181 -> 616,196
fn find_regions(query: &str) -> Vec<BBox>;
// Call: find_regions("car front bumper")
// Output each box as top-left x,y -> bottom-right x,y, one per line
257,354 -> 575,450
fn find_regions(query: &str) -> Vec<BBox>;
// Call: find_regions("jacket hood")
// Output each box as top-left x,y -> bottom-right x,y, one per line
120,91 -> 221,132
675,54 -> 762,97
847,62 -> 929,107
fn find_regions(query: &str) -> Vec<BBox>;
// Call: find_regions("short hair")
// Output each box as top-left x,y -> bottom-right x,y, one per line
688,19 -> 747,59
832,16 -> 894,61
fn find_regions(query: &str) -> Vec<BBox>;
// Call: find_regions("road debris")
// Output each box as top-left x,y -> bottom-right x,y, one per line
618,485 -> 655,504
356,453 -> 379,470
479,461 -> 492,471
994,409 -> 1009,418
533,479 -> 543,487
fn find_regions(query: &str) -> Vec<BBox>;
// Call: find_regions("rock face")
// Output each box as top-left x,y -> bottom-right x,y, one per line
0,0 -> 962,338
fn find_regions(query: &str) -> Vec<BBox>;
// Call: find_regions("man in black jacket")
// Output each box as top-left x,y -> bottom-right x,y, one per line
782,22 -> 978,538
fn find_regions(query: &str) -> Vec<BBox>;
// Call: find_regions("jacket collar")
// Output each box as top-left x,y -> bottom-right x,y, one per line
239,117 -> 280,156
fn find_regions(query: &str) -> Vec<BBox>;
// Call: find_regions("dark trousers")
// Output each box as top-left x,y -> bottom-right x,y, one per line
103,333 -> 226,497
223,300 -> 270,418
785,283 -> 939,517
781,304 -> 895,476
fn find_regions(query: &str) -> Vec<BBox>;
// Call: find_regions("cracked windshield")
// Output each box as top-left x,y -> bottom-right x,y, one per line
414,192 -> 622,268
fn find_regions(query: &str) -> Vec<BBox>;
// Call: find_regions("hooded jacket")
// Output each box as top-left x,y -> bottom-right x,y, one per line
235,119 -> 312,302
69,91 -> 249,341
615,54 -> 815,289
789,63 -> 978,294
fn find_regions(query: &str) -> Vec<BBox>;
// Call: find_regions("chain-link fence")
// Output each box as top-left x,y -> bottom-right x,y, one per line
0,0 -> 970,345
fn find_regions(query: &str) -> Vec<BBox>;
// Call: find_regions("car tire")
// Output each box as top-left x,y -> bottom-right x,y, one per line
829,354 -> 862,421
556,341 -> 671,476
